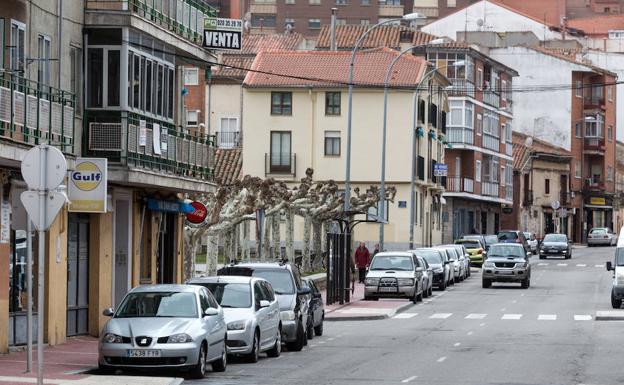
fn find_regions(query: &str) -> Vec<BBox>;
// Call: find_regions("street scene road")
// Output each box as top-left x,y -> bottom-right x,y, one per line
187,246 -> 622,385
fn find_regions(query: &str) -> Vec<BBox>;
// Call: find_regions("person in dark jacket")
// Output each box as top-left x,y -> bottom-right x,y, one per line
354,242 -> 370,284
372,244 -> 380,257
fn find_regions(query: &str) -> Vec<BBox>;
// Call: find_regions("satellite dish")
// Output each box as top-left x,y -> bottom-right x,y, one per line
525,136 -> 533,148
285,23 -> 293,34
244,20 -> 251,32
476,18 -> 484,27
244,12 -> 251,21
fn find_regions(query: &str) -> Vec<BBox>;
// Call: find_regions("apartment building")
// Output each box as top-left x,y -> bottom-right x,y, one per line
242,48 -> 449,248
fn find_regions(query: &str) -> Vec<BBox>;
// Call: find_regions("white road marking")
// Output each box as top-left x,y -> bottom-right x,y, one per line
576,264 -> 587,267
479,323 -> 486,327
512,300 -> 517,304
500,308 -> 507,312
574,315 -> 592,321
393,313 -> 418,319
328,337 -> 335,341
467,331 -> 474,336
538,263 -> 549,266
465,313 -> 487,319
557,263 -> 568,266
538,314 -> 557,321
454,342 -> 461,347
502,314 -> 523,320
595,264 -> 605,268
319,341 -> 326,344
401,376 -> 418,383
430,313 -> 452,319
309,344 -> 317,347
521,293 -> 525,297
437,356 -> 447,363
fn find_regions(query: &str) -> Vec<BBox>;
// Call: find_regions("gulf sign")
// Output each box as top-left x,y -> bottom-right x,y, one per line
68,158 -> 108,213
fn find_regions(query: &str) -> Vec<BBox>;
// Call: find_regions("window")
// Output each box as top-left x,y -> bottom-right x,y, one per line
324,131 -> 341,156
0,19 -> 4,69
270,131 -> 292,172
447,0 -> 457,6
219,117 -> 239,148
476,160 -> 481,182
309,0 -> 320,4
361,0 -> 370,4
37,35 -> 51,92
336,18 -> 347,25
251,15 -> 277,27
336,0 -> 347,4
575,160 -> 581,178
285,18 -> 295,28
367,200 -> 389,222
10,21 -> 25,73
325,92 -> 341,115
308,19 -> 321,29
167,68 -> 174,119
156,64 -> 164,115
575,122 -> 582,138
70,46 -> 83,114
380,0 -> 401,4
576,80 -> 583,98
87,48 -> 103,108
145,60 -> 153,112
608,85 -> 613,101
107,50 -> 120,107
476,114 -> 482,135
501,80 -> 507,100
608,166 -> 614,181
585,114 -> 604,137
501,166 -> 506,186
285,0 -> 295,3
545,179 -> 550,195
476,68 -> 483,89
184,67 -> 198,85
187,110 -> 198,126
360,19 -> 370,25
608,125 -> 613,141
271,92 -> 292,115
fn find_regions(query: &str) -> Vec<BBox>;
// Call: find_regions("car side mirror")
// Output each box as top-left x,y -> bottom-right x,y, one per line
606,261 -> 613,271
416,267 -> 424,272
298,287 -> 311,296
259,300 -> 270,308
313,292 -> 322,299
204,308 -> 219,317
102,308 -> 114,317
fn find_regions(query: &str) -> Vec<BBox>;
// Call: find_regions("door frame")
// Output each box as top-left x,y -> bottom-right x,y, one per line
112,189 -> 133,305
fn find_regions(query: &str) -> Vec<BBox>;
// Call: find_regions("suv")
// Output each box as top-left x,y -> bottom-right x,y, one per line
482,243 -> 531,289
498,230 -> 530,253
217,262 -> 310,351
364,252 -> 425,303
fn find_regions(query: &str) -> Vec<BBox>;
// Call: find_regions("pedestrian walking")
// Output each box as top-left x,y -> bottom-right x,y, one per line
372,243 -> 380,258
354,242 -> 370,284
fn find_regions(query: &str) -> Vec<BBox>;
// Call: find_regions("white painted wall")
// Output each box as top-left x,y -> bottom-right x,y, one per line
488,46 -> 590,151
422,0 -> 563,42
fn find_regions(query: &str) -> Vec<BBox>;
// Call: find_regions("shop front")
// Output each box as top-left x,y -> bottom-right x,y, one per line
584,195 -> 614,233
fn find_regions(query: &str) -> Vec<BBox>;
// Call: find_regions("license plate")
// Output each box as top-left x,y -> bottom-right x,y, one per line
127,349 -> 161,358
379,287 -> 397,293
498,270 -> 514,275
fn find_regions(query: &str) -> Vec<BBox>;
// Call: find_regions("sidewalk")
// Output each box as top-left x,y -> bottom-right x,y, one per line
322,282 -> 413,321
0,337 -> 181,385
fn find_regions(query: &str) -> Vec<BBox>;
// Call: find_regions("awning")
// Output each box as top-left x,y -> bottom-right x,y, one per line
584,205 -> 613,209
146,198 -> 195,213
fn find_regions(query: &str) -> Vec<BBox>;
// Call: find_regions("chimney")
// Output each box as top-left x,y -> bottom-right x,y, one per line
330,8 -> 338,51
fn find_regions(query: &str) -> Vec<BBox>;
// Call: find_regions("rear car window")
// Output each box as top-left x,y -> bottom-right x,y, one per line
590,228 -> 606,234
252,269 -> 295,295
498,232 -> 518,241
459,241 -> 481,249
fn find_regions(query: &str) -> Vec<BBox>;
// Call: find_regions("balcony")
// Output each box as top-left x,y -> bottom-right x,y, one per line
86,115 -> 215,183
483,90 -> 500,108
583,96 -> 606,111
483,132 -> 500,152
249,2 -> 277,14
584,178 -> 605,191
0,74 -> 75,154
216,131 -> 241,149
584,137 -> 605,154
412,6 -> 439,17
446,127 -> 474,145
265,153 -> 296,177
448,79 -> 475,98
482,181 -> 499,197
446,176 -> 474,193
379,4 -> 404,17
523,190 -> 533,207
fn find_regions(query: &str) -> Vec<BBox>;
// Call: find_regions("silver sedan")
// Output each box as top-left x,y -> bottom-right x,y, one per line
99,284 -> 227,378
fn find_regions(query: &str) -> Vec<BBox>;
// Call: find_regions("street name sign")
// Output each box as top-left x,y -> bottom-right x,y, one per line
434,163 -> 448,177
204,17 -> 243,50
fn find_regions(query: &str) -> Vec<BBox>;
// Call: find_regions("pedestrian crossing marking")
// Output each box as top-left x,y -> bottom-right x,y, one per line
574,315 -> 592,321
430,313 -> 452,319
576,264 -> 587,267
557,263 -> 568,266
538,263 -> 549,266
465,313 -> 487,319
393,313 -> 418,319
502,314 -> 523,320
538,314 -> 557,321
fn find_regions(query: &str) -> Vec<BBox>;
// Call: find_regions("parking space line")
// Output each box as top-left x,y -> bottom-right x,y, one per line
429,313 -> 452,319
537,263 -> 549,266
538,314 -> 557,321
401,375 -> 418,383
393,313 -> 418,319
595,264 -> 604,268
502,314 -> 523,320
465,313 -> 487,319
574,315 -> 592,321
454,342 -> 461,347
467,331 -> 474,336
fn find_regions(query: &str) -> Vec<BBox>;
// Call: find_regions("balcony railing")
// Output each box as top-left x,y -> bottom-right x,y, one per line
87,114 -> 215,180
482,181 -> 499,197
265,153 -> 296,177
447,127 -> 474,145
584,137 -> 605,152
446,176 -> 474,193
216,131 -> 241,149
379,4 -> 404,17
86,0 -> 217,46
448,79 -> 475,98
483,132 -> 500,152
0,73 -> 75,154
483,90 -> 500,108
584,97 -> 605,110
584,178 -> 605,191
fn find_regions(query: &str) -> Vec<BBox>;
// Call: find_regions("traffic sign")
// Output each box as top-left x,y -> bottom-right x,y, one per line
186,201 -> 208,224
433,163 -> 448,177
21,145 -> 67,191
20,191 -> 66,231
551,200 -> 560,210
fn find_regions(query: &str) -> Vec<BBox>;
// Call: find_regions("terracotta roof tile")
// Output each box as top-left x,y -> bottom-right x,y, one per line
567,14 -> 624,36
244,48 -> 428,88
239,33 -> 304,55
214,148 -> 243,186
491,0 -> 565,27
214,56 -> 255,80
512,131 -> 571,170
316,25 -> 437,50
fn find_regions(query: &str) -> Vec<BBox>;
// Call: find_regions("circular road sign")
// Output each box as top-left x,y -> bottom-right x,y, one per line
551,200 -> 561,210
186,201 -> 208,224
21,145 -> 67,190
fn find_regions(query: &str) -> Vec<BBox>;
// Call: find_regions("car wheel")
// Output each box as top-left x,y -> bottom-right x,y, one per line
416,287 -> 423,302
247,331 -> 260,363
612,289 -> 622,309
314,318 -> 324,336
364,296 -> 378,301
286,322 -> 305,352
439,279 -> 446,291
266,327 -> 282,358
211,344 -> 227,373
190,344 -> 207,379
306,317 -> 314,340
423,284 -> 429,298
482,279 -> 491,288
521,278 -> 530,289
428,286 -> 433,297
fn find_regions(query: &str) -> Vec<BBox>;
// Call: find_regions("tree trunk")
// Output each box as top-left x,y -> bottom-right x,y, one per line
302,216 -> 312,272
321,220 -> 329,269
206,234 -> 218,275
263,215 -> 272,261
285,209 -> 294,263
233,224 -> 240,261
224,230 -> 233,264
312,220 -> 322,270
243,220 -> 251,261
272,213 -> 281,260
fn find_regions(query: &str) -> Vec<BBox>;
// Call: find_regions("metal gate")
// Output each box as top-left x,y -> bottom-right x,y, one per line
67,214 -> 89,336
326,232 -> 352,305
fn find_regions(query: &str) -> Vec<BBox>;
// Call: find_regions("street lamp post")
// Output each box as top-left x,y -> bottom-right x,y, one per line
344,13 -> 425,212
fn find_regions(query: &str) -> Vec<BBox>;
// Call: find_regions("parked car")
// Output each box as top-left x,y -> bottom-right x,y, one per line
498,230 -> 530,253
460,235 -> 486,250
523,232 -> 539,254
217,262 -> 310,352
482,243 -> 531,289
606,226 -> 624,308
99,284 -> 227,378
412,248 -> 451,290
415,255 -> 434,298
483,235 -> 499,251
301,277 -> 324,338
539,233 -> 572,259
364,252 -> 425,303
588,227 -> 617,247
455,238 -> 486,266
435,246 -> 464,283
186,276 -> 281,362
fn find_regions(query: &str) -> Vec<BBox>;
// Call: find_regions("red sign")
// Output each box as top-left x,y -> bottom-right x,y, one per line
186,201 -> 208,224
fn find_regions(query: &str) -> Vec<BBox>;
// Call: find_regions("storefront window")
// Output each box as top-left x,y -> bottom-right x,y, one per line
9,229 -> 39,314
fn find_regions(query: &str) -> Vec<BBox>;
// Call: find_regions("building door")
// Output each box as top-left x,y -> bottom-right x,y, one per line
67,214 -> 89,337
157,213 -> 176,284
468,211 -> 475,234
481,211 -> 487,234
113,192 -> 132,307
544,212 -> 554,234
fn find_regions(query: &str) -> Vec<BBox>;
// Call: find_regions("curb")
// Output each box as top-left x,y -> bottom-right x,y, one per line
325,301 -> 414,322
595,310 -> 624,321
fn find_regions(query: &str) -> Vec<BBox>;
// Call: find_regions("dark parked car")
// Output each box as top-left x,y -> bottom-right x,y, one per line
498,230 -> 530,253
301,278 -> 324,339
539,233 -> 572,259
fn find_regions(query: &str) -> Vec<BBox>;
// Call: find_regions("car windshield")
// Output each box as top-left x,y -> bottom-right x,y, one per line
616,248 -> 624,266
115,291 -> 198,318
201,283 -> 251,308
590,228 -> 607,234
544,234 -> 567,243
370,255 -> 414,271
458,241 -> 481,249
487,245 -> 526,259
252,270 -> 294,295
484,235 -> 498,245
498,232 -> 518,241
417,250 -> 443,264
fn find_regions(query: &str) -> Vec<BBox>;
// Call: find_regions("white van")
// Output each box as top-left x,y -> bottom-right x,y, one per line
606,225 -> 624,308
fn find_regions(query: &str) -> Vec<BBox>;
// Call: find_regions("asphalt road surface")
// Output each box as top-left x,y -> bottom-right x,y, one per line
187,245 -> 622,385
